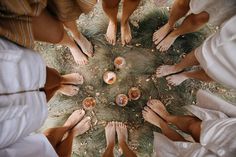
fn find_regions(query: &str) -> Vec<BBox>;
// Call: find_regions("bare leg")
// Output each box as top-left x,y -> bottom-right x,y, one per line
32,9 -> 64,43
44,127 -> 69,148
153,0 -> 190,45
156,50 -> 199,77
44,67 -> 83,100
32,9 -> 88,65
146,100 -> 201,141
166,115 -> 201,142
102,0 -> 120,45
44,67 -> 62,101
121,0 -> 141,46
56,116 -> 91,156
142,107 -> 185,141
157,12 -> 209,51
45,110 -> 87,156
166,69 -> 213,86
44,109 -> 85,147
63,21 -> 94,57
102,122 -> 116,157
56,131 -> 74,157
116,122 -> 137,157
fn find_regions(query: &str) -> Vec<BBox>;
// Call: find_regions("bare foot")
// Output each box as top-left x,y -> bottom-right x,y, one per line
142,106 -> 163,128
62,73 -> 84,85
58,85 -> 79,96
121,22 -> 132,46
105,122 -> 116,147
71,116 -> 91,137
105,21 -> 117,45
147,99 -> 169,121
69,46 -> 88,65
166,72 -> 188,86
156,65 -> 182,78
156,32 -> 178,52
116,122 -> 128,145
153,23 -> 172,45
63,109 -> 85,129
74,33 -> 94,57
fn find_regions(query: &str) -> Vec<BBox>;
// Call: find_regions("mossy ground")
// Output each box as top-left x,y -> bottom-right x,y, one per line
36,1 -> 236,156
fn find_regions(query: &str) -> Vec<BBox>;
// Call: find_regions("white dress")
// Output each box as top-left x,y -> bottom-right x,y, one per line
194,15 -> 236,89
0,38 -> 58,157
189,0 -> 236,26
152,90 -> 236,157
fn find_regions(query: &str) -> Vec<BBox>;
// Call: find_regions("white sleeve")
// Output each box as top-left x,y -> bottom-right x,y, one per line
0,134 -> 58,157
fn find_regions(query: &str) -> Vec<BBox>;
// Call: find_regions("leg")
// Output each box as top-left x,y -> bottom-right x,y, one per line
166,69 -> 213,86
59,31 -> 88,65
44,67 -> 80,101
166,115 -> 201,142
32,9 -> 64,43
56,116 -> 91,156
102,122 -> 116,157
56,132 -> 74,157
102,0 -> 120,45
32,9 -> 88,65
116,122 -> 137,157
44,127 -> 69,148
147,100 -> 201,141
153,0 -> 190,45
142,107 -> 185,141
157,12 -> 209,51
63,21 -> 94,57
44,109 -> 85,147
121,0 -> 141,46
156,49 -> 199,77
44,67 -> 62,101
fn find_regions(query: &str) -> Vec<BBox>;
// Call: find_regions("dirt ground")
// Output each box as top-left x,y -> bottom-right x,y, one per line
36,0 -> 236,156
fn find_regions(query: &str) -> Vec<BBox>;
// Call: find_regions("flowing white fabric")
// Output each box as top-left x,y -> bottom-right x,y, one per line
0,38 -> 58,157
0,134 -> 57,157
195,15 -> 236,89
189,0 -> 236,26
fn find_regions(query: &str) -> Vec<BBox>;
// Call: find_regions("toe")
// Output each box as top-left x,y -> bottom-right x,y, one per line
160,46 -> 164,52
144,106 -> 149,111
142,110 -> 147,115
156,44 -> 161,50
154,39 -> 160,45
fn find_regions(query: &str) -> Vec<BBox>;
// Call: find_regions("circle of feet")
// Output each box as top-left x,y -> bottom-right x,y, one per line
41,7 -> 214,157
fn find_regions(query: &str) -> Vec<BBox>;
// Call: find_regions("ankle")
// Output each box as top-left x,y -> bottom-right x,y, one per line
173,64 -> 183,72
106,144 -> 115,149
165,115 -> 174,124
109,20 -> 117,26
118,140 -> 127,147
168,30 -> 179,38
121,20 -> 129,26
165,22 -> 173,29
